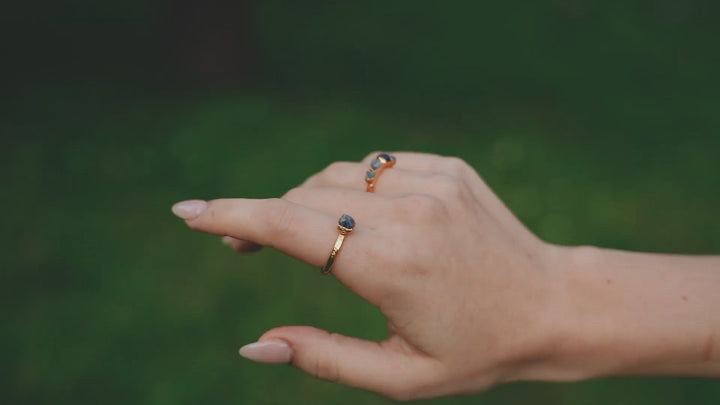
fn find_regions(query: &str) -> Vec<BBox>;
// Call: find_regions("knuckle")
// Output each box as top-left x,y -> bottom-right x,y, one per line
393,194 -> 447,223
444,156 -> 471,174
312,357 -> 340,382
450,156 -> 485,184
199,198 -> 230,223
282,186 -> 306,201
311,335 -> 343,383
427,175 -> 466,200
194,199 -> 237,235
324,161 -> 352,174
317,161 -> 353,183
205,198 -> 230,214
256,198 -> 296,235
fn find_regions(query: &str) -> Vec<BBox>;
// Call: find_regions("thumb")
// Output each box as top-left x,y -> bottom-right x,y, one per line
238,325 -> 438,400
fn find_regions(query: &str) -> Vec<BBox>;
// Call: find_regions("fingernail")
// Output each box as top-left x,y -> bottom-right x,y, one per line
222,236 -> 234,246
172,200 -> 207,219
238,339 -> 293,364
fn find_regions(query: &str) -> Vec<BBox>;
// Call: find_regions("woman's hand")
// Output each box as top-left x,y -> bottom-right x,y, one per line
171,152 -> 720,399
171,152 -> 569,399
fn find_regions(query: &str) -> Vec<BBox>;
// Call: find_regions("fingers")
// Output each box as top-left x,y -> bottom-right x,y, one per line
301,164 -> 477,209
361,151 -> 454,172
305,153 -> 535,243
304,164 -> 442,194
282,187 -> 395,225
300,161 -> 368,190
172,198 -> 369,277
222,154 -> 446,254
303,153 -> 474,193
240,326 -> 439,400
221,188 -> 392,254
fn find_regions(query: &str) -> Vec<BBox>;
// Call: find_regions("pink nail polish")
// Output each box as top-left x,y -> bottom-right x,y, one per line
171,200 -> 207,219
238,339 -> 293,364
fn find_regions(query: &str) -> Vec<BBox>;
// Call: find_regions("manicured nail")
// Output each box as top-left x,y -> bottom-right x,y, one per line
171,200 -> 207,219
238,339 -> 293,364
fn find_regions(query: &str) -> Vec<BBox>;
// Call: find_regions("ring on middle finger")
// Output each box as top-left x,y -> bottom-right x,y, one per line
365,153 -> 397,192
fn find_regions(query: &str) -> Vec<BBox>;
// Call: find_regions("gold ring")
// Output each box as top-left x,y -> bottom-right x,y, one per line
365,153 -> 397,192
321,214 -> 355,274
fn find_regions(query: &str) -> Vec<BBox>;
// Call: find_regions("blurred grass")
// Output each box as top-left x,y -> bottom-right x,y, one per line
3,1 -> 720,404
4,87 -> 720,404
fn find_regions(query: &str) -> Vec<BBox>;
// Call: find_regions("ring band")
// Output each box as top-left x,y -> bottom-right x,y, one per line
321,214 -> 355,274
365,153 -> 397,192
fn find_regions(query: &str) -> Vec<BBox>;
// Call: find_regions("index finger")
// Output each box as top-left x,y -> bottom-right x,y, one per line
172,198 -> 374,283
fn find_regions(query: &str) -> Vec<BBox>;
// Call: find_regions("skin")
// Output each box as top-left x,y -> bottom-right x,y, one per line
171,152 -> 720,400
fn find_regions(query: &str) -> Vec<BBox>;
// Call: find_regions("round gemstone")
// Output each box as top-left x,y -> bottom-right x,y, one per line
370,158 -> 382,170
378,153 -> 392,162
339,214 -> 355,229
366,170 -> 376,179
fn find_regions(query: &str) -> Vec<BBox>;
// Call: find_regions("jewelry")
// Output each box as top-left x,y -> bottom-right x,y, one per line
321,214 -> 355,274
365,153 -> 397,192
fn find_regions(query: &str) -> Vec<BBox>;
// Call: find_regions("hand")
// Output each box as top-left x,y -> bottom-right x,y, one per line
171,152 -> 568,399
171,151 -> 720,399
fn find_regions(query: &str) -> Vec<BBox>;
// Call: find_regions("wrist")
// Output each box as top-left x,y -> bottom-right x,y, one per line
501,244 -> 598,383
517,244 -> 720,382
510,244 -> 621,383
548,244 -> 616,380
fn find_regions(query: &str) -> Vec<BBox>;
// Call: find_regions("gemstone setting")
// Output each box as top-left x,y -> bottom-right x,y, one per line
365,152 -> 397,191
338,214 -> 355,230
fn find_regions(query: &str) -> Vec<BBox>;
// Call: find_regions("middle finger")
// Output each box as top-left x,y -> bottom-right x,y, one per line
302,162 -> 455,195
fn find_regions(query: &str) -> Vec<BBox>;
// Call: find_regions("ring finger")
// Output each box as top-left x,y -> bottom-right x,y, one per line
302,162 -> 453,195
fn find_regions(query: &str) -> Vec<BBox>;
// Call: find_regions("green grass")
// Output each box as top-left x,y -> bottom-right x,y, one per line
3,86 -> 719,404
3,1 -> 720,403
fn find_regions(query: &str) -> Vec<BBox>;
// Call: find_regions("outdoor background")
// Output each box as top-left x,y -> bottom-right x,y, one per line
3,1 -> 720,404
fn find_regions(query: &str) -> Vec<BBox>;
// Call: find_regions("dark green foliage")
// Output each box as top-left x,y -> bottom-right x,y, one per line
2,1 -> 719,404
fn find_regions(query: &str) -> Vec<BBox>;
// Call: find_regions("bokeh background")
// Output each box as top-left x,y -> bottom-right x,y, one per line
3,1 -> 720,404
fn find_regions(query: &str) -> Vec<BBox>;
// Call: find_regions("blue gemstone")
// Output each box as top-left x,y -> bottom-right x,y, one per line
370,158 -> 382,170
366,170 -> 376,179
378,153 -> 392,162
339,214 -> 355,229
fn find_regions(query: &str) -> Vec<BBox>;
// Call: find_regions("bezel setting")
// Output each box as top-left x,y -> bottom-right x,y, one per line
365,153 -> 397,190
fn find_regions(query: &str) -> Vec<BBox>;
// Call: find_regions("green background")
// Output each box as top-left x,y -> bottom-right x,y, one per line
3,1 -> 720,403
